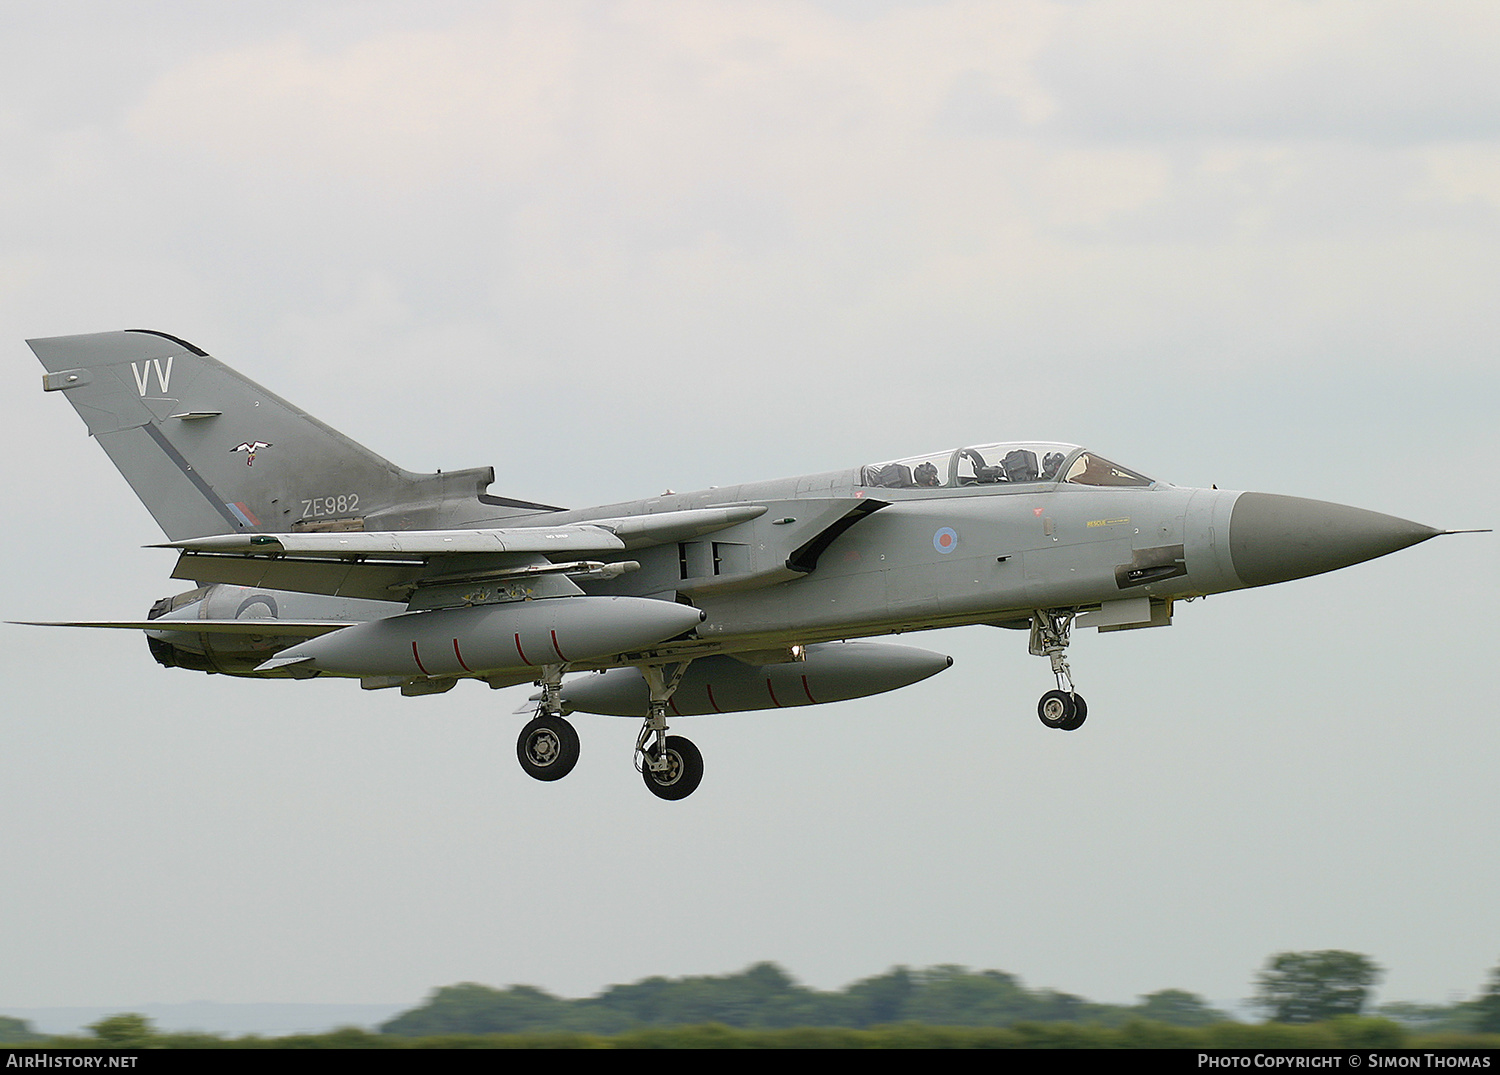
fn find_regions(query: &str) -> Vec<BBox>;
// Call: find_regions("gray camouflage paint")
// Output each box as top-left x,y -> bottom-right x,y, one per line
27,330 -> 1442,703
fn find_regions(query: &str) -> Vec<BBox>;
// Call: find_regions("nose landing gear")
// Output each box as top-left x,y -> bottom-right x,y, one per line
1037,688 -> 1087,731
1032,610 -> 1087,731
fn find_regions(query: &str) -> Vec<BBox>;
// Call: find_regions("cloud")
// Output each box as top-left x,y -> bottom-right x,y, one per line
126,18 -> 580,190
1034,0 -> 1500,144
8,0 -> 1498,469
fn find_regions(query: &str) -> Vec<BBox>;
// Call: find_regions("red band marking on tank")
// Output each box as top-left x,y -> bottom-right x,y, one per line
550,630 -> 568,662
766,678 -> 783,707
801,674 -> 818,704
705,684 -> 723,714
514,633 -> 533,666
411,641 -> 431,676
452,639 -> 473,673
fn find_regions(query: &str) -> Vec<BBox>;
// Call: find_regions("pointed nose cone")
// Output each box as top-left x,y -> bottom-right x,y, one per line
1228,492 -> 1441,589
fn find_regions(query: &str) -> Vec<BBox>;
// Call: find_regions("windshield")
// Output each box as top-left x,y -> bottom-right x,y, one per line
1062,453 -> 1153,487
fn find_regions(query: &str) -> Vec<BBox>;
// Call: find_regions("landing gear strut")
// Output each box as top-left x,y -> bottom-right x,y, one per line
1031,610 -> 1087,731
635,662 -> 703,800
517,665 -> 581,781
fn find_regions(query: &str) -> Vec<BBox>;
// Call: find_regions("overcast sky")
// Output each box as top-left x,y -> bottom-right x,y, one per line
2,0 -> 1497,1020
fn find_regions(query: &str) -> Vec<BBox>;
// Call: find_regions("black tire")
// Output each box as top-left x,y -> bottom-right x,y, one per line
642,735 -> 704,801
1037,689 -> 1075,729
517,714 -> 580,781
1059,693 -> 1087,731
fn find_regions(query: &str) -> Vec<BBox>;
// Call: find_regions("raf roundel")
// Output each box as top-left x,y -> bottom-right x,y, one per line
933,526 -> 958,554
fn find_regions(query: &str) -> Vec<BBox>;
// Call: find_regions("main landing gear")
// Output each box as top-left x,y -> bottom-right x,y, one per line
634,662 -> 703,801
517,666 -> 581,780
1031,610 -> 1087,732
514,662 -> 704,800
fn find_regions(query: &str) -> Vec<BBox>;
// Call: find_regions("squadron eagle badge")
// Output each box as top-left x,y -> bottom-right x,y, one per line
231,440 -> 271,465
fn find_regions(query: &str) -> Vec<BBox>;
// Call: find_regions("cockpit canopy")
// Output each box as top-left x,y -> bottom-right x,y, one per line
860,442 -> 1153,490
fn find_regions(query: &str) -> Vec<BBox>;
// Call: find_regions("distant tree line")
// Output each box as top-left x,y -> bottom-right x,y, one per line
0,1019 -> 1445,1050
376,962 -> 1229,1036
3,952 -> 1499,1047
0,1016 -> 42,1043
375,952 -> 1500,1037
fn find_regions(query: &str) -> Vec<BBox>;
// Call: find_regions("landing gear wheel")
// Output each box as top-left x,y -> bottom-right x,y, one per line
641,735 -> 703,801
517,714 -> 580,781
1058,693 -> 1087,731
1037,689 -> 1076,730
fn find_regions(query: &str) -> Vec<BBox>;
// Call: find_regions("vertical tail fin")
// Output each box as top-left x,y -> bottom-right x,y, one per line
28,329 -> 553,540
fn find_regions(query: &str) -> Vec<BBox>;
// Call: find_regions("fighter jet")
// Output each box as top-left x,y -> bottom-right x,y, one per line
22,329 -> 1472,800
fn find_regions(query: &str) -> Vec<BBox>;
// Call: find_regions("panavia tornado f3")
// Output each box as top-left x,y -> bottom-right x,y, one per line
22,329 -> 1473,800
